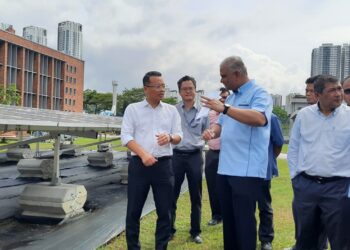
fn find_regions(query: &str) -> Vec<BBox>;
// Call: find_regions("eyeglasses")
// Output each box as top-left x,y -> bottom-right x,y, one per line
344,88 -> 350,95
146,84 -> 166,90
180,87 -> 195,92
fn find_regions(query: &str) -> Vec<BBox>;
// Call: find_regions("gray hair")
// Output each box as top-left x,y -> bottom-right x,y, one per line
220,56 -> 248,76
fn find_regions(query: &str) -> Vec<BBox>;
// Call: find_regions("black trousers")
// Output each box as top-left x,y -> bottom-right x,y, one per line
126,156 -> 174,250
204,149 -> 221,220
217,174 -> 263,250
171,151 -> 202,236
292,174 -> 350,250
257,180 -> 274,243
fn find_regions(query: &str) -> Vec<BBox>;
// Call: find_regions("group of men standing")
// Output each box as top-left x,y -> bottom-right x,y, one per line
121,55 -> 350,250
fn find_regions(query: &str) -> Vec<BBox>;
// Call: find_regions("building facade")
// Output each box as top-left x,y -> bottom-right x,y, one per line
271,94 -> 282,107
0,28 -> 84,112
57,21 -> 83,60
285,93 -> 307,115
311,43 -> 341,79
23,26 -> 47,46
0,23 -> 15,34
341,44 -> 350,80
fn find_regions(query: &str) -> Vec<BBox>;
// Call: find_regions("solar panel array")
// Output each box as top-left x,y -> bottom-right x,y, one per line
0,104 -> 122,132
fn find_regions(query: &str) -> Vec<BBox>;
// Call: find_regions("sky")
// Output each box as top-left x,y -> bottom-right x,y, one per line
1,0 -> 350,102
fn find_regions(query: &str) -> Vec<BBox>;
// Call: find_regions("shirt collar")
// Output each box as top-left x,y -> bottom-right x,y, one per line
234,79 -> 255,95
316,102 -> 341,117
142,99 -> 164,108
180,101 -> 199,111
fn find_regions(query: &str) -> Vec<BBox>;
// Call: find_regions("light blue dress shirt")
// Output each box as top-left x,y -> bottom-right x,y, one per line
287,103 -> 350,178
121,99 -> 183,157
217,80 -> 272,178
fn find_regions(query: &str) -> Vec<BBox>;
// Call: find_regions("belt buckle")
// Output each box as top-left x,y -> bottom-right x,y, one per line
316,176 -> 323,184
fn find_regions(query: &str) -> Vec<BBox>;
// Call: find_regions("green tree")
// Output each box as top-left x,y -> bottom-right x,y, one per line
0,84 -> 20,105
162,97 -> 178,105
83,89 -> 113,114
273,106 -> 288,123
117,88 -> 145,115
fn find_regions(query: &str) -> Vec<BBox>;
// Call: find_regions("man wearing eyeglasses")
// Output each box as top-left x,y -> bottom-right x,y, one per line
170,75 -> 209,244
121,71 -> 183,250
288,75 -> 350,250
342,76 -> 350,106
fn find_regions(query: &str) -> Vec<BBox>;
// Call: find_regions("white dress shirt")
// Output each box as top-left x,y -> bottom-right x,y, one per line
288,103 -> 350,178
121,99 -> 183,157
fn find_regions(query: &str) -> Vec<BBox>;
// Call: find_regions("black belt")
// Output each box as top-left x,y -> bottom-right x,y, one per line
209,149 -> 220,153
132,155 -> 172,161
173,148 -> 201,155
300,172 -> 346,184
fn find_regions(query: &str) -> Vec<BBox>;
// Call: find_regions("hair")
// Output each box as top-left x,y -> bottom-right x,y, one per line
220,56 -> 248,76
341,75 -> 350,86
219,87 -> 230,95
314,75 -> 339,94
142,71 -> 162,86
305,75 -> 320,84
177,75 -> 196,91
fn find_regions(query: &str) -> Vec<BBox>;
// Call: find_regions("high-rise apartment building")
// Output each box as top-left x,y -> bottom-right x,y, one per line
311,43 -> 341,79
23,26 -> 47,46
341,44 -> 350,80
0,28 -> 84,112
57,21 -> 82,60
271,94 -> 282,107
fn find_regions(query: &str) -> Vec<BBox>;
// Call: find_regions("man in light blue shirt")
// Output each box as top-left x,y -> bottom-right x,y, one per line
171,75 -> 209,244
287,75 -> 350,250
202,56 -> 272,250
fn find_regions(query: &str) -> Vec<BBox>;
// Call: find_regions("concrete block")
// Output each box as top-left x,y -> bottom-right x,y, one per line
19,182 -> 87,220
17,159 -> 53,179
60,144 -> 82,157
6,148 -> 34,161
97,143 -> 112,152
87,152 -> 113,167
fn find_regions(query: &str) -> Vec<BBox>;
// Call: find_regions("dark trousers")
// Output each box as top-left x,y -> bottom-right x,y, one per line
171,151 -> 202,236
217,174 -> 263,250
204,149 -> 221,220
292,198 -> 328,250
126,156 -> 174,250
292,174 -> 350,250
257,180 -> 274,243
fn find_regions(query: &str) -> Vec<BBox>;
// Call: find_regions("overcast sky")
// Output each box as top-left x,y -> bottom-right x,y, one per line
1,0 -> 350,101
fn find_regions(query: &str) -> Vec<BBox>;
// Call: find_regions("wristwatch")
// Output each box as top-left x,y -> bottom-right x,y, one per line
169,134 -> 174,143
222,104 -> 230,115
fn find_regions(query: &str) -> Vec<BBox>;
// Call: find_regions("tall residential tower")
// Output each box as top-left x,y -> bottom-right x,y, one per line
311,43 -> 341,79
23,26 -> 47,46
57,21 -> 82,59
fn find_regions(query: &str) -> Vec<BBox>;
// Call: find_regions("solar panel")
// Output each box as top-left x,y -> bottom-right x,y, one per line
0,104 -> 122,132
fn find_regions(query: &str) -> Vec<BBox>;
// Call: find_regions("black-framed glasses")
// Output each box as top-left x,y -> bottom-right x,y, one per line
146,84 -> 166,90
344,88 -> 350,95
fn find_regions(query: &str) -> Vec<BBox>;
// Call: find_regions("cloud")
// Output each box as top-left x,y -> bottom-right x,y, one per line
2,0 -> 350,103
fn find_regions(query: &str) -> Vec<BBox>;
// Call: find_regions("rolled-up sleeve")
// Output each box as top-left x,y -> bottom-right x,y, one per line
121,105 -> 134,146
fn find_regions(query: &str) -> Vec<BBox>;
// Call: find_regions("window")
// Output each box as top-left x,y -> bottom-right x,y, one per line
65,87 -> 68,93
74,89 -> 76,95
69,88 -> 72,95
73,100 -> 76,106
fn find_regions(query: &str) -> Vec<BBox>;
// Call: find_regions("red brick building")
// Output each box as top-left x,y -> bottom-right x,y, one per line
0,29 -> 84,112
